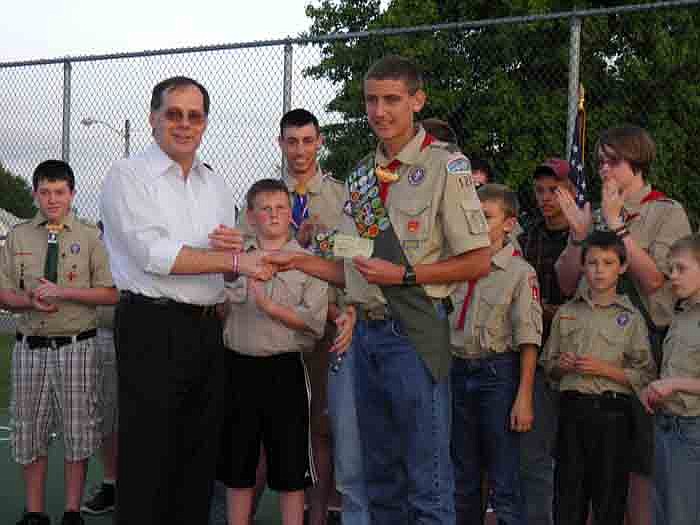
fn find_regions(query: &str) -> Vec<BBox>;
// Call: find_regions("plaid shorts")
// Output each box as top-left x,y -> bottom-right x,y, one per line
97,328 -> 118,435
9,335 -> 101,464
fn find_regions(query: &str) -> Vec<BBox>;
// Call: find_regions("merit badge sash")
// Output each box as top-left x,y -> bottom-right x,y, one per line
345,155 -> 451,382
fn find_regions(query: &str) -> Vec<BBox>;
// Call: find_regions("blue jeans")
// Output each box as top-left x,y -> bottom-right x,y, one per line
520,368 -> 558,525
353,319 -> 455,525
451,353 -> 524,525
653,413 -> 700,525
328,343 -> 370,525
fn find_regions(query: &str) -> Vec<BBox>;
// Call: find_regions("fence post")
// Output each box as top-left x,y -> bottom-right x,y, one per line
62,60 -> 72,163
566,16 -> 582,158
281,42 -> 293,175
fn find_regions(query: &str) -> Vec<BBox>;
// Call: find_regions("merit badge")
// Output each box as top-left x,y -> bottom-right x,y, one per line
70,243 -> 81,254
447,157 -> 470,175
343,200 -> 354,217
367,224 -> 380,238
408,168 -> 426,186
378,217 -> 390,231
351,192 -> 361,203
407,219 -> 420,233
616,312 -> 630,327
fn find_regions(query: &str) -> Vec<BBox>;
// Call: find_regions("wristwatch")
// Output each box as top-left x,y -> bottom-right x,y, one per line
402,265 -> 417,286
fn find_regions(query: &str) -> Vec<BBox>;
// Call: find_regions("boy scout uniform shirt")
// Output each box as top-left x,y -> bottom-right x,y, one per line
0,211 -> 114,337
607,184 -> 690,328
339,126 -> 490,312
223,238 -> 328,357
658,298 -> 700,416
450,243 -> 543,359
541,291 -> 656,397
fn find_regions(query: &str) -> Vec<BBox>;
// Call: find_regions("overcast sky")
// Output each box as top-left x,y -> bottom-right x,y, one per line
1,0 -> 315,62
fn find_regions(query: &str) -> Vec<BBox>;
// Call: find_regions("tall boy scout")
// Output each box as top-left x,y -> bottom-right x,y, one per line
266,55 -> 491,524
542,231 -> 656,525
0,160 -> 117,525
450,184 -> 542,525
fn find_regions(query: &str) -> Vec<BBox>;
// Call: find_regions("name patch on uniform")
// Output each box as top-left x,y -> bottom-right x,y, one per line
70,243 -> 81,254
447,157 -> 470,175
616,313 -> 630,327
408,168 -> 425,186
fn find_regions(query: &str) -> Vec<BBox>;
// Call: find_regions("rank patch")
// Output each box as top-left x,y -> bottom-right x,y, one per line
408,168 -> 426,186
70,243 -> 81,254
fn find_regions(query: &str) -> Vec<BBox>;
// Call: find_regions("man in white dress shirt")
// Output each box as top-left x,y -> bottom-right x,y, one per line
100,76 -> 272,525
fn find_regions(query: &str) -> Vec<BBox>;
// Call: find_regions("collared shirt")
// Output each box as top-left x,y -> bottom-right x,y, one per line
541,291 -> 656,396
0,211 -> 113,336
658,299 -> 700,416
222,238 -> 328,356
339,126 -> 490,309
589,184 -> 691,328
100,143 -> 235,305
450,243 -> 543,359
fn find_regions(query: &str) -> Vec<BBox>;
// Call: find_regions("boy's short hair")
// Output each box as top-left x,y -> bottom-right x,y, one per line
470,157 -> 493,183
32,160 -> 75,192
246,178 -> 290,210
421,118 -> 457,143
364,55 -> 424,95
581,230 -> 627,266
280,108 -> 320,137
595,125 -> 656,177
670,233 -> 700,264
477,183 -> 519,219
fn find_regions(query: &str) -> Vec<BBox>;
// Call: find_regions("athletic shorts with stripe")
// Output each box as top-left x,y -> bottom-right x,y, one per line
217,350 -> 316,492
97,327 -> 118,436
9,337 -> 101,464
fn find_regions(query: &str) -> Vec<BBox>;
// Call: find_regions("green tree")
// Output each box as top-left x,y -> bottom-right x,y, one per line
303,0 -> 700,225
0,163 -> 36,219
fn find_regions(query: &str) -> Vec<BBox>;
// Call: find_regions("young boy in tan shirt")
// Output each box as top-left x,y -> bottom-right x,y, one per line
641,233 -> 700,525
217,179 -> 328,525
541,230 -> 656,525
450,184 -> 542,525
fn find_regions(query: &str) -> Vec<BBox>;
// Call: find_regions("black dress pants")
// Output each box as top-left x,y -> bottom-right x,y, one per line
555,392 -> 632,525
114,295 -> 225,525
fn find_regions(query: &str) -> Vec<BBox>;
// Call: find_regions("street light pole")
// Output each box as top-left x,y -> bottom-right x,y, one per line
81,117 -> 131,158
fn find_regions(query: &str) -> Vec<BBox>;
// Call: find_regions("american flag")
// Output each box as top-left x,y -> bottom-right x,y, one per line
568,92 -> 587,207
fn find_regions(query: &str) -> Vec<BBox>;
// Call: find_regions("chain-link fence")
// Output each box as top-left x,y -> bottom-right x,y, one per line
0,1 -> 697,220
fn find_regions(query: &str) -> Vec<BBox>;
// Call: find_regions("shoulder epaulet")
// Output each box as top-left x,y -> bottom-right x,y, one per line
429,141 -> 461,155
11,219 -> 32,230
322,172 -> 345,185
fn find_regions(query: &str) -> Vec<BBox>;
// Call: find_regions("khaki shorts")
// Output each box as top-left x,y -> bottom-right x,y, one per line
10,336 -> 101,464
97,328 -> 118,436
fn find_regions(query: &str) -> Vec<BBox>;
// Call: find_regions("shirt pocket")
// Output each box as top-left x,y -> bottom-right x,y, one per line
461,200 -> 488,235
476,294 -> 509,352
61,245 -> 91,287
392,199 -> 432,242
599,326 -> 627,365
559,318 -> 585,350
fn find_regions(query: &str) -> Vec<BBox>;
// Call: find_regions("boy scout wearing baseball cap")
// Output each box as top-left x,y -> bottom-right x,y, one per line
0,160 -> 117,525
450,184 -> 542,524
542,231 -> 656,525
641,234 -> 700,525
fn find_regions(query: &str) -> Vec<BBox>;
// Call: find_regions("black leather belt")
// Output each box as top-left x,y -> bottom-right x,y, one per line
16,329 -> 97,350
120,291 -> 216,318
561,390 -> 631,403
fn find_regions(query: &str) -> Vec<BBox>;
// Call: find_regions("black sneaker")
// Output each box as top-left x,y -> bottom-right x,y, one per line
16,513 -> 50,525
59,512 -> 84,525
80,483 -> 116,515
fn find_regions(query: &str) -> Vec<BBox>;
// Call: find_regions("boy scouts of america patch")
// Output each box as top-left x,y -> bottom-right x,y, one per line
70,243 -> 81,254
408,168 -> 425,186
616,312 -> 630,327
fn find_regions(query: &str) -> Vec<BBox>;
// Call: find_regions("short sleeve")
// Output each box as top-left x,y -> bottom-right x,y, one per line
0,236 -> 14,289
439,155 -> 490,257
90,232 -> 115,289
512,268 -> 543,348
